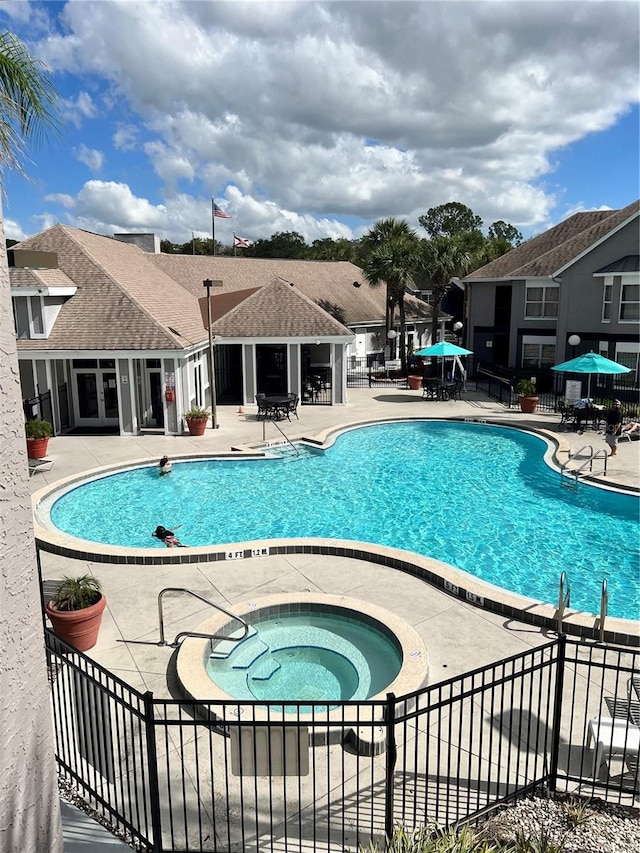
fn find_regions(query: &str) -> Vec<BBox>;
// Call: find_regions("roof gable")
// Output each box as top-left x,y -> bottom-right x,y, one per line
211,279 -> 353,338
465,200 -> 640,281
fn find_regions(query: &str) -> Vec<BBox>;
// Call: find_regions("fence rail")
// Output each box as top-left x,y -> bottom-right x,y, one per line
46,631 -> 639,852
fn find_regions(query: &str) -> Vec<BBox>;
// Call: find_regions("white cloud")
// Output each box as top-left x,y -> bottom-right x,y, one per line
75,144 -> 104,172
63,91 -> 97,129
26,0 -> 640,238
4,218 -> 27,241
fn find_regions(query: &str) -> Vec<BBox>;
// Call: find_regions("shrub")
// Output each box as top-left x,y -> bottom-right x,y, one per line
51,575 -> 102,612
25,417 -> 52,439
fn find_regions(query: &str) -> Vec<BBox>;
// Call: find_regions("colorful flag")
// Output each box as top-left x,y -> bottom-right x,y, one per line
233,233 -> 251,248
213,201 -> 231,219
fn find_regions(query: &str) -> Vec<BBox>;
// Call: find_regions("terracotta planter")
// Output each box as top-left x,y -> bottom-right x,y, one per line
27,436 -> 50,459
519,395 -> 539,414
407,375 -> 423,391
186,416 -> 208,436
46,594 -> 106,652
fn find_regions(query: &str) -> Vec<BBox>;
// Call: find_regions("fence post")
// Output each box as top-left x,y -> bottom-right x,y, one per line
548,634 -> 566,792
384,693 -> 397,842
143,691 -> 164,853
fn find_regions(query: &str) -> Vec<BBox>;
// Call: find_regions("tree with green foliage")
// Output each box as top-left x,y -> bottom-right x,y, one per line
487,219 -> 523,246
418,236 -> 471,348
359,217 -> 421,375
248,230 -> 308,259
418,202 -> 483,239
0,29 -> 64,852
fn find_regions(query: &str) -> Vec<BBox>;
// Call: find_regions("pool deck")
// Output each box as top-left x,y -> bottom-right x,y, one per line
36,388 -> 639,851
36,386 -> 639,694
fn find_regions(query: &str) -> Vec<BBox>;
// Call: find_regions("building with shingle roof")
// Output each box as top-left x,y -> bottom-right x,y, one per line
463,200 -> 639,396
11,224 -> 436,436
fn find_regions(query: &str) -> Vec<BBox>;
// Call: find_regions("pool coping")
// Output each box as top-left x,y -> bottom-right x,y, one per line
31,417 -> 640,648
176,592 -> 430,736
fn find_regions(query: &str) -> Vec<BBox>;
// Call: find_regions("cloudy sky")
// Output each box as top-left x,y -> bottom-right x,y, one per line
1,0 -> 638,245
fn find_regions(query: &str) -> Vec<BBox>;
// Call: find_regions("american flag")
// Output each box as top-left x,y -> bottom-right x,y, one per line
233,233 -> 251,248
213,201 -> 231,219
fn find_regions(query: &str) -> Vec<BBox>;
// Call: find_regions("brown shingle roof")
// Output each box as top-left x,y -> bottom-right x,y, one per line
465,200 -> 640,281
9,267 -> 76,289
211,279 -> 353,338
150,253 -> 432,324
14,225 -> 194,351
13,225 -> 434,352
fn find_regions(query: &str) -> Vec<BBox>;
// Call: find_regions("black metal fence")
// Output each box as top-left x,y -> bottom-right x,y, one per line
347,356 -> 408,389
46,631 -> 639,852
24,389 -> 55,430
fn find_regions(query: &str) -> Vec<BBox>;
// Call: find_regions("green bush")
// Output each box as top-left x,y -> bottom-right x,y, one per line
515,379 -> 537,397
183,406 -> 210,419
51,574 -> 102,612
25,417 -> 52,438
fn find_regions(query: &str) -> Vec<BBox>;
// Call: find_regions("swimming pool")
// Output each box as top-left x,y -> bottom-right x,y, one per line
47,421 -> 640,619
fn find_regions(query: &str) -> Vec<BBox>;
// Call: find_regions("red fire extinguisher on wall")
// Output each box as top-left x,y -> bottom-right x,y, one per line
165,387 -> 175,403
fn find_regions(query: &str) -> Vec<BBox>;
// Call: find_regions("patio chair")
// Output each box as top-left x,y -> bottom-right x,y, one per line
558,401 -> 576,427
421,377 -> 440,400
286,394 -> 299,420
255,394 -> 268,421
587,715 -> 640,780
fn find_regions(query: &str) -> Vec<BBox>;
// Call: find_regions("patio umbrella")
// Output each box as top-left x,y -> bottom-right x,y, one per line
414,341 -> 473,380
551,351 -> 631,397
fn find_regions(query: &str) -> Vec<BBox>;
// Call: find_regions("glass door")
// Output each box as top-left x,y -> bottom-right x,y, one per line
74,369 -> 120,427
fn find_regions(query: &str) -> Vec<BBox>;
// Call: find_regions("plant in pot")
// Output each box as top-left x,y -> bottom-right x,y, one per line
183,405 -> 210,436
45,574 -> 106,652
406,355 -> 424,391
25,417 -> 52,459
515,379 -> 539,414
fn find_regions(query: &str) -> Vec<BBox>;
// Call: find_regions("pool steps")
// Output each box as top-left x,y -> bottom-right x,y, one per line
209,625 -> 258,660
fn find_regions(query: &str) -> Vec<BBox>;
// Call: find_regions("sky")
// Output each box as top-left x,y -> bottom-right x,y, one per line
0,0 -> 638,246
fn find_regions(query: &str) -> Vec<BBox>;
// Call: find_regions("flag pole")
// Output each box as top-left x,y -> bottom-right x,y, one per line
233,234 -> 237,258
211,199 -> 215,256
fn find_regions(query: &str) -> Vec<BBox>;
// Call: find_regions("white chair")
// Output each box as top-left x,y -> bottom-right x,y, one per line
587,716 -> 640,777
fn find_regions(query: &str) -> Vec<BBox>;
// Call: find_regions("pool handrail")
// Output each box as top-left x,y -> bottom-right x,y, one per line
598,578 -> 608,644
159,588 -> 250,648
557,571 -> 571,635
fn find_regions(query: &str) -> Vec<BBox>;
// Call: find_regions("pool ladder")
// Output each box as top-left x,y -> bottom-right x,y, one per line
117,587 -> 250,648
556,573 -> 610,642
560,444 -> 607,490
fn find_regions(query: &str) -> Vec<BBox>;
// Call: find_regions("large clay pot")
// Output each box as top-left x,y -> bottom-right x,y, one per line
186,416 -> 208,436
27,436 -> 50,459
407,375 -> 423,391
46,595 -> 106,652
519,395 -> 539,414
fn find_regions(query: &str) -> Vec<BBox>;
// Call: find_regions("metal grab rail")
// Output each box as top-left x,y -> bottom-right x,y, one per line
560,445 -> 608,490
598,579 -> 608,643
118,587 -> 250,648
557,571 -> 571,635
261,417 -> 299,456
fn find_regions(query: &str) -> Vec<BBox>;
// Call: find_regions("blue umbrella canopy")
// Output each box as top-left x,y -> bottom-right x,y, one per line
414,341 -> 473,357
551,351 -> 632,375
551,351 -> 631,397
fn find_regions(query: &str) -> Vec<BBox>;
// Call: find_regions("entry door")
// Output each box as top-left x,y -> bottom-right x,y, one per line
75,371 -> 120,427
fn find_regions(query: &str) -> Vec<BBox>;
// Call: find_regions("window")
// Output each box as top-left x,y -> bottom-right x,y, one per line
602,283 -> 612,322
11,295 -> 46,338
525,284 -> 558,318
522,336 -> 556,367
619,284 -> 639,322
615,343 -> 640,384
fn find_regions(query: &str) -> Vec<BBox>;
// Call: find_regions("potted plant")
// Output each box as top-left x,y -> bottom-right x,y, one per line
183,405 -> 210,436
45,574 -> 106,652
25,417 -> 52,459
515,379 -> 539,414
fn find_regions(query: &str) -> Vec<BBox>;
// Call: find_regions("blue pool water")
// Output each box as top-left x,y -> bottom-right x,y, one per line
49,421 -> 640,619
206,611 -> 402,708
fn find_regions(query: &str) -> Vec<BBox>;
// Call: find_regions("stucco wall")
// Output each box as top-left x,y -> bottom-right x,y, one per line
0,206 -> 63,852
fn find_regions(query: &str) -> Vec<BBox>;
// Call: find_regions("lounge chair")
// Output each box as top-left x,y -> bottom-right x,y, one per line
29,457 -> 54,477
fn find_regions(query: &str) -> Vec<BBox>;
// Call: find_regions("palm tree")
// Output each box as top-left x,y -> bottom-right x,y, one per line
0,30 -> 62,852
419,236 -> 471,348
359,218 -> 421,375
